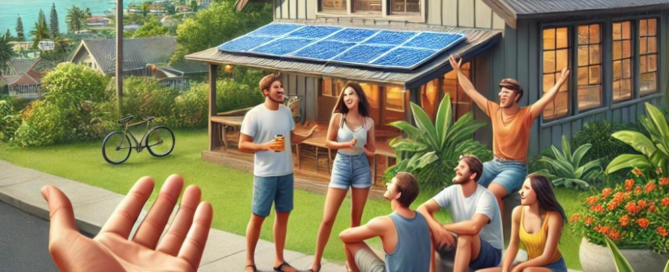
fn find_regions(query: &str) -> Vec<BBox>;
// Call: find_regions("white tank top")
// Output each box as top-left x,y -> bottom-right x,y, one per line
336,113 -> 373,155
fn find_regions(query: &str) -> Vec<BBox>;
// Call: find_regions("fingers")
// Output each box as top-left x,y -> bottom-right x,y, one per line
99,176 -> 155,238
133,175 -> 184,249
42,185 -> 78,239
178,201 -> 213,270
157,184 -> 202,256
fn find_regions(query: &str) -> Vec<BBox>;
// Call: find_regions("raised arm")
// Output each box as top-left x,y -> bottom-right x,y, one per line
512,212 -> 564,272
418,200 -> 455,249
325,113 -> 356,150
530,67 -> 570,118
501,206 -> 522,272
449,55 -> 490,115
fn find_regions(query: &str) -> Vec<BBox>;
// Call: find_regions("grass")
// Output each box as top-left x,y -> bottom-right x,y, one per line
0,129 -> 583,269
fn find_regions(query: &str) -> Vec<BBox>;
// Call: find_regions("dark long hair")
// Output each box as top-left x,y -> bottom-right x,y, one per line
333,82 -> 370,117
527,173 -> 567,225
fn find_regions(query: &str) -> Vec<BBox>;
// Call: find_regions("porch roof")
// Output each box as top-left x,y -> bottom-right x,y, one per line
185,23 -> 501,90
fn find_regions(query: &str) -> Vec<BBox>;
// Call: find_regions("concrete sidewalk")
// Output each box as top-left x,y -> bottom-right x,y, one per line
0,160 -> 343,272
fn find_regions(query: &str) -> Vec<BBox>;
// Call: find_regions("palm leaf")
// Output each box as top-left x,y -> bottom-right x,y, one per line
645,102 -> 669,143
612,131 -> 657,157
561,135 -> 572,163
435,94 -> 453,150
390,139 -> 429,152
410,102 -> 439,150
603,236 -> 635,272
388,121 -> 421,139
571,143 -> 592,167
606,154 -> 652,174
551,146 -> 566,161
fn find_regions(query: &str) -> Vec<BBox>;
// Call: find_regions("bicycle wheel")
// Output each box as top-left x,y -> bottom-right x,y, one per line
146,126 -> 175,157
102,131 -> 132,164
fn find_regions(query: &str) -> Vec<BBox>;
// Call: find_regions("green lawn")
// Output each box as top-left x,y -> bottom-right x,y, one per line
0,129 -> 583,269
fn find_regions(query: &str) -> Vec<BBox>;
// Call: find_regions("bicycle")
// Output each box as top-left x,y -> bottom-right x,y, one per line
102,115 -> 175,164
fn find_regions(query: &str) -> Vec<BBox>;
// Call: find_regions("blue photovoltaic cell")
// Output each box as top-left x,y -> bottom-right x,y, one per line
293,41 -> 356,59
247,23 -> 303,37
333,45 -> 395,64
288,26 -> 343,39
252,38 -> 316,56
363,31 -> 416,46
326,28 -> 377,43
404,32 -> 465,50
372,47 -> 437,67
217,36 -> 276,51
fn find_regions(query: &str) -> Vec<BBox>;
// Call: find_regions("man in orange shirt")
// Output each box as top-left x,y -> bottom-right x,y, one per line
448,55 -> 569,214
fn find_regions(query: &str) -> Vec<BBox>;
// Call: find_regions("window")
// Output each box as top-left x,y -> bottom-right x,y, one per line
443,62 -> 472,120
576,24 -> 602,111
391,0 -> 420,14
420,79 -> 439,121
360,82 -> 381,121
354,0 -> 381,12
542,27 -> 570,120
321,0 -> 346,12
639,18 -> 658,95
321,77 -> 347,97
612,21 -> 633,102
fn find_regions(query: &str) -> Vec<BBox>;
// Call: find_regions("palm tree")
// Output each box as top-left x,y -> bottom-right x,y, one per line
30,11 -> 51,48
66,6 -> 88,33
0,33 -> 18,75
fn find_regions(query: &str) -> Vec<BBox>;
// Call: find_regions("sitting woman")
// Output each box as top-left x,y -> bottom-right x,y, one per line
478,173 -> 567,272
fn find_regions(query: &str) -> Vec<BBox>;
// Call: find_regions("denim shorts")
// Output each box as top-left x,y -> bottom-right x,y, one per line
478,158 -> 528,193
469,236 -> 502,270
544,257 -> 567,272
251,173 -> 294,217
330,152 -> 372,189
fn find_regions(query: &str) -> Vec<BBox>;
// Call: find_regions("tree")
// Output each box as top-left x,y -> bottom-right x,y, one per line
171,1 -> 272,63
50,3 -> 60,38
16,16 -> 25,41
4,29 -> 11,41
0,33 -> 18,74
31,9 -> 51,48
166,4 -> 176,15
84,7 -> 92,18
66,6 -> 88,33
132,19 -> 167,38
190,1 -> 198,12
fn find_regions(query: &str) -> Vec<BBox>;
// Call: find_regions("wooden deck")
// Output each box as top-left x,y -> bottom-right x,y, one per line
202,148 -> 389,198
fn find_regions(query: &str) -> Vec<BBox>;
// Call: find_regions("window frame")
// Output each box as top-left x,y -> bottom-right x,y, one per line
316,0 -> 426,23
638,17 -> 660,97
541,25 -> 573,121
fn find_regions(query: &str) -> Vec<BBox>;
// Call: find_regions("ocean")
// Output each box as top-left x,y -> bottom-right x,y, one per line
0,0 -> 130,38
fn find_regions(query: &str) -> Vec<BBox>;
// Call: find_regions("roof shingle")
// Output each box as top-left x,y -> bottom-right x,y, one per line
79,37 -> 176,74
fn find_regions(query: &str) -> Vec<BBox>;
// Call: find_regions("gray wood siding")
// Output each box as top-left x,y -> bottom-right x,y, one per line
273,0 -> 505,30
281,73 -> 318,122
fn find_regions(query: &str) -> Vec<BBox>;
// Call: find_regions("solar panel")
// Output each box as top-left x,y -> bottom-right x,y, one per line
293,41 -> 356,60
217,23 -> 466,70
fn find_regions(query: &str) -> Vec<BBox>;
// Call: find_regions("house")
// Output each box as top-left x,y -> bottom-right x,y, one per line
86,17 -> 112,28
1,58 -> 55,99
147,60 -> 209,90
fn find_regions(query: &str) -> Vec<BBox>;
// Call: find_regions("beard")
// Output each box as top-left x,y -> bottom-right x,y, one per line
266,95 -> 283,104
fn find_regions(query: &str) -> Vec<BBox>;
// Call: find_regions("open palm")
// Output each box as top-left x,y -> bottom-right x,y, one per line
42,175 -> 213,272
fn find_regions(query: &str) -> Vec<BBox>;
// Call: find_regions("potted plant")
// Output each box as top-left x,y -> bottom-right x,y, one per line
570,169 -> 669,272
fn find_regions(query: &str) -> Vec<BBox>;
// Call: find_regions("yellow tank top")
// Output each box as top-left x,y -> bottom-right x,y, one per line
519,208 -> 562,263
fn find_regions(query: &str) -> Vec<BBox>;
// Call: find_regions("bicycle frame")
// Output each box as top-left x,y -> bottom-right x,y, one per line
115,119 -> 164,153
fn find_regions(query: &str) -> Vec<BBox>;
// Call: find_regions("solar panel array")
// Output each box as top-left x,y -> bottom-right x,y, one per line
217,23 -> 466,70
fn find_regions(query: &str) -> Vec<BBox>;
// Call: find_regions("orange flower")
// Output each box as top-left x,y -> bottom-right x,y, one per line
658,226 -> 669,237
645,181 -> 657,193
585,217 -> 594,226
602,188 -> 613,198
638,218 -> 650,229
619,215 -> 629,226
632,168 -> 644,177
586,196 -> 599,204
650,202 -> 657,212
638,200 -> 648,209
662,198 -> 669,207
597,226 -> 611,234
570,213 -> 581,223
613,192 -> 625,203
625,201 -> 639,214
590,204 -> 605,213
608,229 -> 621,241
607,200 -> 619,211
624,192 -> 632,199
634,185 -> 643,195
625,179 -> 635,191
660,177 -> 669,186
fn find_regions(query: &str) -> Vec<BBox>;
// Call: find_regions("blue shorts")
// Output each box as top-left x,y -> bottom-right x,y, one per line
251,173 -> 294,217
479,158 -> 527,193
544,257 -> 568,272
330,152 -> 372,189
469,236 -> 502,270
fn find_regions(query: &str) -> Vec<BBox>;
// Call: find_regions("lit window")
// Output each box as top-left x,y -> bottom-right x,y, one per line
542,27 -> 570,120
391,0 -> 420,14
385,85 -> 404,112
576,24 -> 602,111
420,78 -> 439,121
321,0 -> 346,12
354,0 -> 381,12
612,21 -> 633,102
639,18 -> 658,95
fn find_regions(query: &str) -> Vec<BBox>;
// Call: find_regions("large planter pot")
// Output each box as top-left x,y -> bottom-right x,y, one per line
579,237 -> 669,272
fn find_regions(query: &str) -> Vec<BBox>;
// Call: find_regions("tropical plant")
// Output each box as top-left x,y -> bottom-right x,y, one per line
383,94 -> 492,189
607,102 -> 669,177
66,5 -> 88,33
603,235 -> 669,272
570,169 -> 669,253
0,32 -> 17,71
532,135 -> 602,189
30,9 -> 51,48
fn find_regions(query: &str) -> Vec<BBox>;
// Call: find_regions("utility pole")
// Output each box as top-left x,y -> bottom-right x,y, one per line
116,0 -> 123,115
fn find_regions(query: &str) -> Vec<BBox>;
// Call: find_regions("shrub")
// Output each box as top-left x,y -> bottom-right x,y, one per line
13,100 -> 68,147
120,77 -> 179,122
533,135 -> 603,190
570,169 -> 669,253
0,100 -> 21,142
215,79 -> 264,113
572,120 -> 640,168
171,83 -> 208,128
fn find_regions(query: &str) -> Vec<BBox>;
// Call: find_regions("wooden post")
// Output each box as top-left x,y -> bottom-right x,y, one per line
116,0 -> 123,115
208,64 -> 218,151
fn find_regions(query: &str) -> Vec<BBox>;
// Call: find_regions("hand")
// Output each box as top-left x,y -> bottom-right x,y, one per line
556,67 -> 570,85
433,226 -> 455,249
348,138 -> 358,148
42,175 -> 213,272
264,140 -> 284,151
449,55 -> 462,72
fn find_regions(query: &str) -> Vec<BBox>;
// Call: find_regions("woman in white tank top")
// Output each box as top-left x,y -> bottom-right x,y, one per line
308,82 -> 376,272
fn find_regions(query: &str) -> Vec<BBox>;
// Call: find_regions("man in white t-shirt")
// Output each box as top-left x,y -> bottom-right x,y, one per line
418,154 -> 504,272
239,73 -> 316,272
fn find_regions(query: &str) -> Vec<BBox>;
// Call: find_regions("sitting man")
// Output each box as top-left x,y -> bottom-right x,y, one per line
418,154 -> 504,272
339,172 -> 431,272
